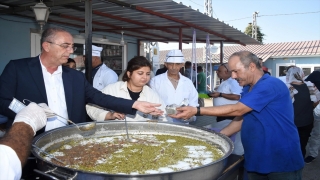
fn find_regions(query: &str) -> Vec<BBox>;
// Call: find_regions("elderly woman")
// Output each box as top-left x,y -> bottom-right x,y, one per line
286,66 -> 314,158
86,56 -> 168,122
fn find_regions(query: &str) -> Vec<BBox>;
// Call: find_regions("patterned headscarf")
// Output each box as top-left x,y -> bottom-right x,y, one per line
286,66 -> 304,84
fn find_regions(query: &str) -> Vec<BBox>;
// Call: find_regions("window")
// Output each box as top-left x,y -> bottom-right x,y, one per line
302,68 -> 311,76
296,64 -> 320,76
276,63 -> 295,77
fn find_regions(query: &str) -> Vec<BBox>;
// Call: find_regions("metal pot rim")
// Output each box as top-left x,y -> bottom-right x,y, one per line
32,121 -> 234,176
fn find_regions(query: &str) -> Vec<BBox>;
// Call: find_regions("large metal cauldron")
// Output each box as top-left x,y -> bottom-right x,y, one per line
32,121 -> 234,180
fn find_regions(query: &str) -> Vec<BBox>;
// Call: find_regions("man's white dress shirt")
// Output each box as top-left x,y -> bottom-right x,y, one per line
40,58 -> 68,131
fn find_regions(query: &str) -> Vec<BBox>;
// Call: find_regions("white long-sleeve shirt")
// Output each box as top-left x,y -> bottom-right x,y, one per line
86,81 -> 169,121
150,72 -> 198,107
150,72 -> 198,123
93,64 -> 118,90
0,145 -> 21,180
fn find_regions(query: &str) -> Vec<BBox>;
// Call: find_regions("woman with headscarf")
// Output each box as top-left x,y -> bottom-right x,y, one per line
286,66 -> 314,157
86,56 -> 168,122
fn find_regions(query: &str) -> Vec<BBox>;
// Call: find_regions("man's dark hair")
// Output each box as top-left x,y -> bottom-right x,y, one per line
197,66 -> 203,71
185,61 -> 192,67
229,51 -> 261,69
122,56 -> 152,81
220,63 -> 229,72
67,58 -> 76,64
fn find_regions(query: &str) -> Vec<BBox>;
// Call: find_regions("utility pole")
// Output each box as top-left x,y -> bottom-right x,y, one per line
204,0 -> 212,17
252,11 -> 259,40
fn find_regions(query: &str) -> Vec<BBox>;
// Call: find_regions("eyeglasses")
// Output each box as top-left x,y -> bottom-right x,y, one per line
47,41 -> 77,51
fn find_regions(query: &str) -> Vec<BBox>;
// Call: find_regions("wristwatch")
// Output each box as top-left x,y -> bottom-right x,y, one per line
219,93 -> 222,97
196,106 -> 201,116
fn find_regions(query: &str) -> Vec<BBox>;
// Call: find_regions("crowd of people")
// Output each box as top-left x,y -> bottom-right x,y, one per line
0,27 -> 319,180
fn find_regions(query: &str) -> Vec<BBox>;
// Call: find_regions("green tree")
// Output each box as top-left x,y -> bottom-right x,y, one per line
244,23 -> 265,43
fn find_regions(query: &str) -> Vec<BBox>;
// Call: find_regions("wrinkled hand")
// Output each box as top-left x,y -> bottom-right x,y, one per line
110,112 -> 125,120
132,101 -> 163,116
168,106 -> 197,120
13,102 -> 47,135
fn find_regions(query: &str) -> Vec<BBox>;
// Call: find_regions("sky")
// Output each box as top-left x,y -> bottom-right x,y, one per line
159,0 -> 320,50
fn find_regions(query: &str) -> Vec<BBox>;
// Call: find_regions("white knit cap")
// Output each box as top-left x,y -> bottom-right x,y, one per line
165,49 -> 184,63
83,45 -> 103,57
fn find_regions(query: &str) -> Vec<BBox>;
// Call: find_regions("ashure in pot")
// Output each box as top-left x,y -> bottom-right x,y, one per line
32,121 -> 234,180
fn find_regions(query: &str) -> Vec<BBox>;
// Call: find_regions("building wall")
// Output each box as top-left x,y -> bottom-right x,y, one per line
127,42 -> 137,63
265,56 -> 320,76
0,16 -> 37,73
0,15 -> 138,74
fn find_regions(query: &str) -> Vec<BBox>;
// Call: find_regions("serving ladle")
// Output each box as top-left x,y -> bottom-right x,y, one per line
50,112 -> 96,131
87,103 -> 137,142
23,99 -> 96,131
32,144 -> 65,164
124,116 -> 137,143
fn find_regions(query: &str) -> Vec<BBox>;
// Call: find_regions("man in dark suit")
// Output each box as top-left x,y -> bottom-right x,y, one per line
0,27 -> 162,134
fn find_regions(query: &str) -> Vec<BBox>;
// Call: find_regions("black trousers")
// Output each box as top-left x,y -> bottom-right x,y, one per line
297,123 -> 313,157
216,116 -> 236,122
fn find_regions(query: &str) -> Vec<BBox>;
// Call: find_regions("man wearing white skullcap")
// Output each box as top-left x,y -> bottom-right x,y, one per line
84,45 -> 118,90
150,49 -> 198,124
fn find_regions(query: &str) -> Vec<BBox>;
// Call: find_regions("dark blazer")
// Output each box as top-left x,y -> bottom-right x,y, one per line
0,56 -> 136,130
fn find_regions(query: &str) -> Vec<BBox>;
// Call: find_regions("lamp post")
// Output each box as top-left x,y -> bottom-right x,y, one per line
120,31 -> 125,46
31,1 -> 50,33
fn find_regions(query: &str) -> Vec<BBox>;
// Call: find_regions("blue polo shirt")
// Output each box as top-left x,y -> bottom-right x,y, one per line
239,74 -> 304,173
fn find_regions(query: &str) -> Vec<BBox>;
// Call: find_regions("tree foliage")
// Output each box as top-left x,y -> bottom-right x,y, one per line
244,23 -> 265,43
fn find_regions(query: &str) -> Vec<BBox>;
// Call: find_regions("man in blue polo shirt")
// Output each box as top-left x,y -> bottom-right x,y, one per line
170,51 -> 304,180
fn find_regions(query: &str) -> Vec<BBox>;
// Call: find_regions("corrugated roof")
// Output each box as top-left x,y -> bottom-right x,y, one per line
0,0 -> 259,46
159,40 -> 320,63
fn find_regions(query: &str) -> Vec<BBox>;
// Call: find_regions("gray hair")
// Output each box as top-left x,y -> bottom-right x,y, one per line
229,51 -> 261,69
40,27 -> 69,50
